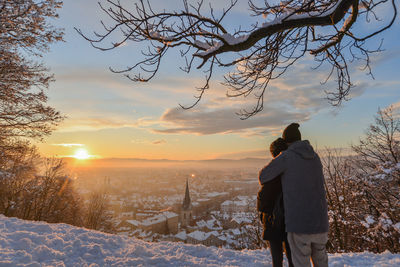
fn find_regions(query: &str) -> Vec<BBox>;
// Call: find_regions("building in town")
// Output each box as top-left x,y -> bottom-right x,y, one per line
180,179 -> 193,227
141,211 -> 179,234
117,211 -> 179,235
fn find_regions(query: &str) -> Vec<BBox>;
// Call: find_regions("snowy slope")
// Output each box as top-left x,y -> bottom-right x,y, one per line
0,215 -> 399,267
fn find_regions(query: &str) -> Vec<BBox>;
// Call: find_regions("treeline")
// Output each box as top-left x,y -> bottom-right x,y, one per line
0,143 -> 113,232
324,107 -> 400,253
0,1 -> 113,232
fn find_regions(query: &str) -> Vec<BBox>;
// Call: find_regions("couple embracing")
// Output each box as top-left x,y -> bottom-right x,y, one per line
257,123 -> 329,267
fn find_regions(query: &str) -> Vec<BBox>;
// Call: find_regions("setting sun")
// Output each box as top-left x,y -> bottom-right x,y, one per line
73,148 -> 90,160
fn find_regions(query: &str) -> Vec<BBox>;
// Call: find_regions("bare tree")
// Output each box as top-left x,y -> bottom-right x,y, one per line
0,0 -> 64,140
0,140 -> 39,217
352,106 -> 400,167
78,0 -> 397,118
248,208 -> 266,249
84,189 -> 114,232
322,140 -> 399,253
0,1 -> 69,222
322,148 -> 364,252
24,158 -> 82,226
0,0 -> 63,53
351,106 -> 400,252
0,149 -> 83,226
318,107 -> 400,253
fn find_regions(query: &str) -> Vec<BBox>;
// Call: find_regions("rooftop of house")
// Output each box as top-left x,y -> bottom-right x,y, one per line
141,211 -> 179,226
126,220 -> 141,227
204,192 -> 228,198
175,231 -> 187,240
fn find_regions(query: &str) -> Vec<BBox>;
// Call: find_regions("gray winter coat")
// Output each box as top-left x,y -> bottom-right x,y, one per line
259,140 -> 329,234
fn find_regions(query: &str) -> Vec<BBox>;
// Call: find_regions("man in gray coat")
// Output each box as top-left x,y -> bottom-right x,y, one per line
259,123 -> 329,267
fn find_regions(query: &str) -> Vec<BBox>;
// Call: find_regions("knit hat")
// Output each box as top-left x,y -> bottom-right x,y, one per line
269,137 -> 288,158
282,123 -> 301,143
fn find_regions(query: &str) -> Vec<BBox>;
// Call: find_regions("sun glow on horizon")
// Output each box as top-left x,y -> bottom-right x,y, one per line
73,148 -> 91,160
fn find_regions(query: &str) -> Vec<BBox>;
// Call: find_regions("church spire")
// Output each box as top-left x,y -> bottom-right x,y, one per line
182,178 -> 191,210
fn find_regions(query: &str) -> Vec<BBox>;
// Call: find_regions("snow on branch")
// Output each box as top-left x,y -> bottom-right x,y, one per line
77,0 -> 397,118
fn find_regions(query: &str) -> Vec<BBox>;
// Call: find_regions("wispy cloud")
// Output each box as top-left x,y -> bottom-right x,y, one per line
153,106 -> 309,135
52,143 -> 84,147
131,138 -> 167,145
150,62 -> 329,136
51,45 -> 394,137
149,50 -> 391,137
56,117 -> 140,132
152,139 -> 166,145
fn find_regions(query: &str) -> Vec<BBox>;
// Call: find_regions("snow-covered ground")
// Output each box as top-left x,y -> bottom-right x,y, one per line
0,215 -> 399,267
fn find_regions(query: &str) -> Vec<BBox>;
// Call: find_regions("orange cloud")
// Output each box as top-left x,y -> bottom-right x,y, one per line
152,139 -> 166,145
52,143 -> 84,147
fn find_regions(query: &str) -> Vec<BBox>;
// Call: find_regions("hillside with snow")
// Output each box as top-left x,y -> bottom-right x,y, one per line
0,215 -> 399,267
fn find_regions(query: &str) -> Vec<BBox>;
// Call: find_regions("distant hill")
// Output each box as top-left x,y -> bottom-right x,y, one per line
62,157 -> 269,169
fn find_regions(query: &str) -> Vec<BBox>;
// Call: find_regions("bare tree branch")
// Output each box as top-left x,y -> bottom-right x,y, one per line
77,0 -> 397,118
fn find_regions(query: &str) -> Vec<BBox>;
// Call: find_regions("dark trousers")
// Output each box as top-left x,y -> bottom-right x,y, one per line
269,235 -> 294,267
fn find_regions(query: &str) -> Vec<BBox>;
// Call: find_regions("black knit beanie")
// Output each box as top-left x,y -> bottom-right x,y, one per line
282,123 -> 301,143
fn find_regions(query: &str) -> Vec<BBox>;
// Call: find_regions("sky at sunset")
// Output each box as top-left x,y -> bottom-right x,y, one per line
35,0 -> 400,160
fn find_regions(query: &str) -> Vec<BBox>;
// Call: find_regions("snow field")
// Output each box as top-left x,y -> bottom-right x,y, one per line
0,215 -> 399,266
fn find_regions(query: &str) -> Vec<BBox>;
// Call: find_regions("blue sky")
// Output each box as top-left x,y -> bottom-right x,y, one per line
36,0 -> 400,160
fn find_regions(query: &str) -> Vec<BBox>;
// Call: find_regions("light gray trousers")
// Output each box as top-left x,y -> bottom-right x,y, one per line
287,232 -> 329,267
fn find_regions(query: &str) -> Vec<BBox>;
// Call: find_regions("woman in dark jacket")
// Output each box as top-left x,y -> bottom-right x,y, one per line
257,138 -> 294,267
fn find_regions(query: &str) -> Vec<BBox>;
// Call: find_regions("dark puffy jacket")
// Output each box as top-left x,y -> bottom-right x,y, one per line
257,175 -> 285,241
